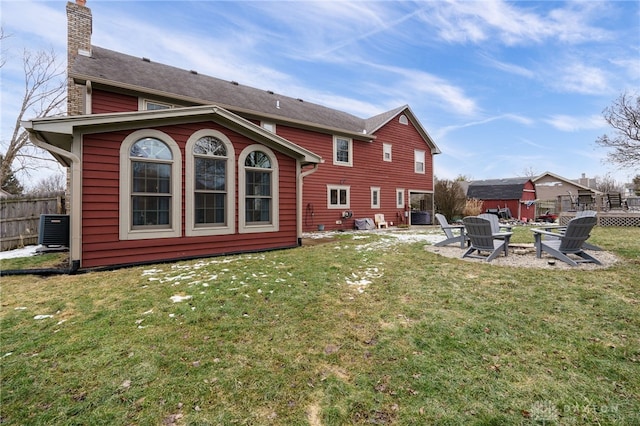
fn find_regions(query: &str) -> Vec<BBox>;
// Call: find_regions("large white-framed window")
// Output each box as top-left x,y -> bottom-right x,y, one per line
327,185 -> 350,209
396,188 -> 405,208
119,129 -> 182,240
238,145 -> 279,234
185,129 -> 235,237
414,149 -> 425,174
371,187 -> 381,209
333,136 -> 353,167
383,143 -> 392,162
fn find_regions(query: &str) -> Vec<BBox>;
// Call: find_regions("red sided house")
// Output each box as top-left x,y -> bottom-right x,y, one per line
22,1 -> 440,271
466,178 -> 537,222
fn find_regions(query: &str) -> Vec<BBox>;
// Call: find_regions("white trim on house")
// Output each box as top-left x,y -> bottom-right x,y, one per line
396,188 -> 405,208
371,187 -> 381,209
119,129 -> 182,241
383,143 -> 392,162
327,184 -> 350,209
185,129 -> 236,237
333,136 -> 353,167
238,144 -> 280,234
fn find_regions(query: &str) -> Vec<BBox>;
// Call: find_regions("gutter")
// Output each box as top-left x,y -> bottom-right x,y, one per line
25,130 -> 82,274
26,130 -> 81,165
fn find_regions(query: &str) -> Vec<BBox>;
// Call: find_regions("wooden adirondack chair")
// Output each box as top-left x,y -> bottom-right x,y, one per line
434,213 -> 466,248
461,216 -> 512,262
532,216 -> 601,267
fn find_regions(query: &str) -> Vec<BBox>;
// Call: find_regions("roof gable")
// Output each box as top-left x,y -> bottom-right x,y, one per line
365,105 -> 440,154
533,171 -> 599,193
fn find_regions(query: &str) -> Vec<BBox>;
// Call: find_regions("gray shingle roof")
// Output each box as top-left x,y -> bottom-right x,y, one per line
467,177 -> 532,200
72,46 -> 375,136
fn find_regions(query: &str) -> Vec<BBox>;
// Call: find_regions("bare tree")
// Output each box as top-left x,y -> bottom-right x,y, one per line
0,47 -> 66,189
434,178 -> 467,219
594,173 -> 622,194
1,28 -> 7,68
28,173 -> 66,194
521,166 -> 539,178
633,175 -> 640,196
596,92 -> 640,171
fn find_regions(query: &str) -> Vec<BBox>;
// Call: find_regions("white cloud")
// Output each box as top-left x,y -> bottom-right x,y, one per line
553,63 -> 610,95
436,114 -> 534,139
544,114 -> 606,132
359,63 -> 479,116
423,0 -> 611,46
1,1 -> 67,50
481,56 -> 536,78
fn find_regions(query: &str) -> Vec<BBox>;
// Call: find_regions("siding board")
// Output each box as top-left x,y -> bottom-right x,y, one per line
92,89 -> 138,113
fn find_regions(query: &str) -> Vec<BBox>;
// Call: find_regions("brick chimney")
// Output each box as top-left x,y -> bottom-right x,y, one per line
66,0 -> 92,115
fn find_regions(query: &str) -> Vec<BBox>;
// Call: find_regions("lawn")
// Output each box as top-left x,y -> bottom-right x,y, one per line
1,226 -> 639,425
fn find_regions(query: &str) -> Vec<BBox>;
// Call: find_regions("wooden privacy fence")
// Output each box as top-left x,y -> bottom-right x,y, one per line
0,192 -> 66,251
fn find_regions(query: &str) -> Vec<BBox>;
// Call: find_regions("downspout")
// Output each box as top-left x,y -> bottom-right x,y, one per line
297,163 -> 320,243
27,131 -> 81,274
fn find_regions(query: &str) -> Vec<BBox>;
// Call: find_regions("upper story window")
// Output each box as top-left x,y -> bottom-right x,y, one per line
399,114 -> 408,125
383,143 -> 392,162
333,136 -> 353,167
261,122 -> 276,133
185,130 -> 235,236
414,149 -> 425,174
119,130 -> 182,240
140,99 -> 184,111
239,145 -> 279,233
143,100 -> 172,110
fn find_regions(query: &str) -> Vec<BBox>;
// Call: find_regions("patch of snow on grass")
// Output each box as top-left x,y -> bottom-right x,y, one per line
0,245 -> 39,259
170,295 -> 192,303
33,314 -> 53,320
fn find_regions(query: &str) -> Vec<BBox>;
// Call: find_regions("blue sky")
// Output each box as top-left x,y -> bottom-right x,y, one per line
2,0 -> 639,188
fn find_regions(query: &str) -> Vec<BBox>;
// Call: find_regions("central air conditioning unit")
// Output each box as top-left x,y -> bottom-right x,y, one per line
37,214 -> 70,252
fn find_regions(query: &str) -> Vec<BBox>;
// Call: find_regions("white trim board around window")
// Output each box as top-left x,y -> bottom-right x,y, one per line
414,149 -> 425,174
238,145 -> 280,234
119,129 -> 182,240
327,185 -> 350,209
383,143 -> 392,162
185,129 -> 236,237
333,136 -> 353,167
371,187 -> 381,209
396,188 -> 405,208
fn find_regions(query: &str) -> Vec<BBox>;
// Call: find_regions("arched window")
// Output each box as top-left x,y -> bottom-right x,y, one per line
239,145 -> 279,233
119,130 -> 181,240
185,130 -> 235,236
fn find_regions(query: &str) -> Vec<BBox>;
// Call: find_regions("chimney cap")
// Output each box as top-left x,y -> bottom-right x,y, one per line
77,0 -> 87,6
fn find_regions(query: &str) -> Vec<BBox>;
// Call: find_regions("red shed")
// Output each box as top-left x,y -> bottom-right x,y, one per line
466,178 -> 537,221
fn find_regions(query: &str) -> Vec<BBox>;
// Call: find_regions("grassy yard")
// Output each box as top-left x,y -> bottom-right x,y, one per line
1,226 -> 639,425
